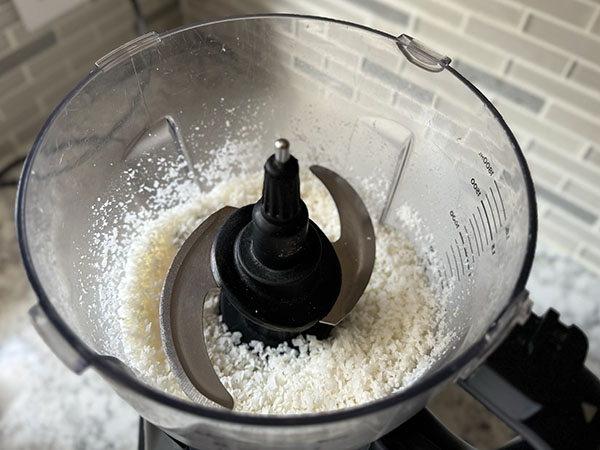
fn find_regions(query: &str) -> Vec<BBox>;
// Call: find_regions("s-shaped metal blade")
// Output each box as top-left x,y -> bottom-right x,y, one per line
160,168 -> 374,408
310,166 -> 376,326
160,206 -> 236,409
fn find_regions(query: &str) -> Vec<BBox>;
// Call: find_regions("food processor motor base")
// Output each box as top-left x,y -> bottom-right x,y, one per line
139,418 -> 393,450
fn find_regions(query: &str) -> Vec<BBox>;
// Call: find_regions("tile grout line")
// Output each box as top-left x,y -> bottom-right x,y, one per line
501,58 -> 513,76
575,243 -> 588,260
524,5 -> 600,37
564,59 -> 578,78
540,208 -> 600,250
557,177 -> 570,192
537,96 -> 552,117
458,11 -> 470,32
3,27 -> 17,51
585,6 -> 600,33
518,9 -> 531,32
468,14 -> 588,67
578,145 -> 594,161
21,62 -> 32,83
508,58 -> 600,110
534,140 -> 600,180
546,98 -> 600,127
561,59 -> 577,78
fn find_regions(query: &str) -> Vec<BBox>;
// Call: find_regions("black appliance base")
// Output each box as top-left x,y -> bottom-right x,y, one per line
138,418 -> 386,450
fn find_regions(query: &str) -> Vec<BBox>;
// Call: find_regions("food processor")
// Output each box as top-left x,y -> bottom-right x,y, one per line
16,14 -> 600,450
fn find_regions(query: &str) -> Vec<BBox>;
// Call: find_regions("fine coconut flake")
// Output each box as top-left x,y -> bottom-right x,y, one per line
117,170 -> 447,414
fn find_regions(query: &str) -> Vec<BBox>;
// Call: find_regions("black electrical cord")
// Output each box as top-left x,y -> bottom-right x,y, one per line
0,155 -> 26,188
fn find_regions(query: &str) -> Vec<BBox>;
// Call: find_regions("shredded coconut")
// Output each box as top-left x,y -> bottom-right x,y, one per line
116,169 -> 446,414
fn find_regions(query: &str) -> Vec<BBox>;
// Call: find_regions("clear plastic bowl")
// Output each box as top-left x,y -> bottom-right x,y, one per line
17,15 -> 536,450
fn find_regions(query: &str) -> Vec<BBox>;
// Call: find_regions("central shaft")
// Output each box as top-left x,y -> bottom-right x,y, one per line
248,139 -> 308,270
211,139 -> 342,346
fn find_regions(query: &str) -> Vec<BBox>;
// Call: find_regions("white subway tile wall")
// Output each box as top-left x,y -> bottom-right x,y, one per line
1,0 -> 599,275
0,0 -> 181,167
465,16 -> 570,73
180,0 -> 600,275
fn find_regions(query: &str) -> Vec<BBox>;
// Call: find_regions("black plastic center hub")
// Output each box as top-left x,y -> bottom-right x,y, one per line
212,152 -> 341,346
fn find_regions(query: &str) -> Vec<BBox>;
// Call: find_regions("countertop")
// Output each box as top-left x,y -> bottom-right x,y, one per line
1,182 -> 599,450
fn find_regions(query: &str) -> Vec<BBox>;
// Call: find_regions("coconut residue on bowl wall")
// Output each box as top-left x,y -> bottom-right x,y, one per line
111,160 -> 448,414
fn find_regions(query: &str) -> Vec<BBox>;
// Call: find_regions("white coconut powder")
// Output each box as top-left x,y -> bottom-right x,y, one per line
117,170 -> 445,414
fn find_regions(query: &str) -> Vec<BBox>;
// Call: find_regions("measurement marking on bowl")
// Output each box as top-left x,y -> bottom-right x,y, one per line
455,239 -> 466,277
494,180 -> 507,221
468,220 -> 480,257
490,186 -> 502,227
451,244 -> 462,279
439,176 -> 509,286
464,226 -> 475,260
480,200 -> 494,242
459,244 -> 467,275
463,246 -> 471,276
446,252 -> 453,278
477,206 -> 489,245
485,193 -> 498,234
458,232 -> 471,274
471,214 -> 483,253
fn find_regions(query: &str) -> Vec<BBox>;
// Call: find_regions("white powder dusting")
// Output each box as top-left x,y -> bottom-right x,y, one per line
116,169 -> 447,414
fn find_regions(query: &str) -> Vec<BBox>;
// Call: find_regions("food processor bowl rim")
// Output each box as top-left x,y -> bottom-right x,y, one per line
16,13 -> 538,427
